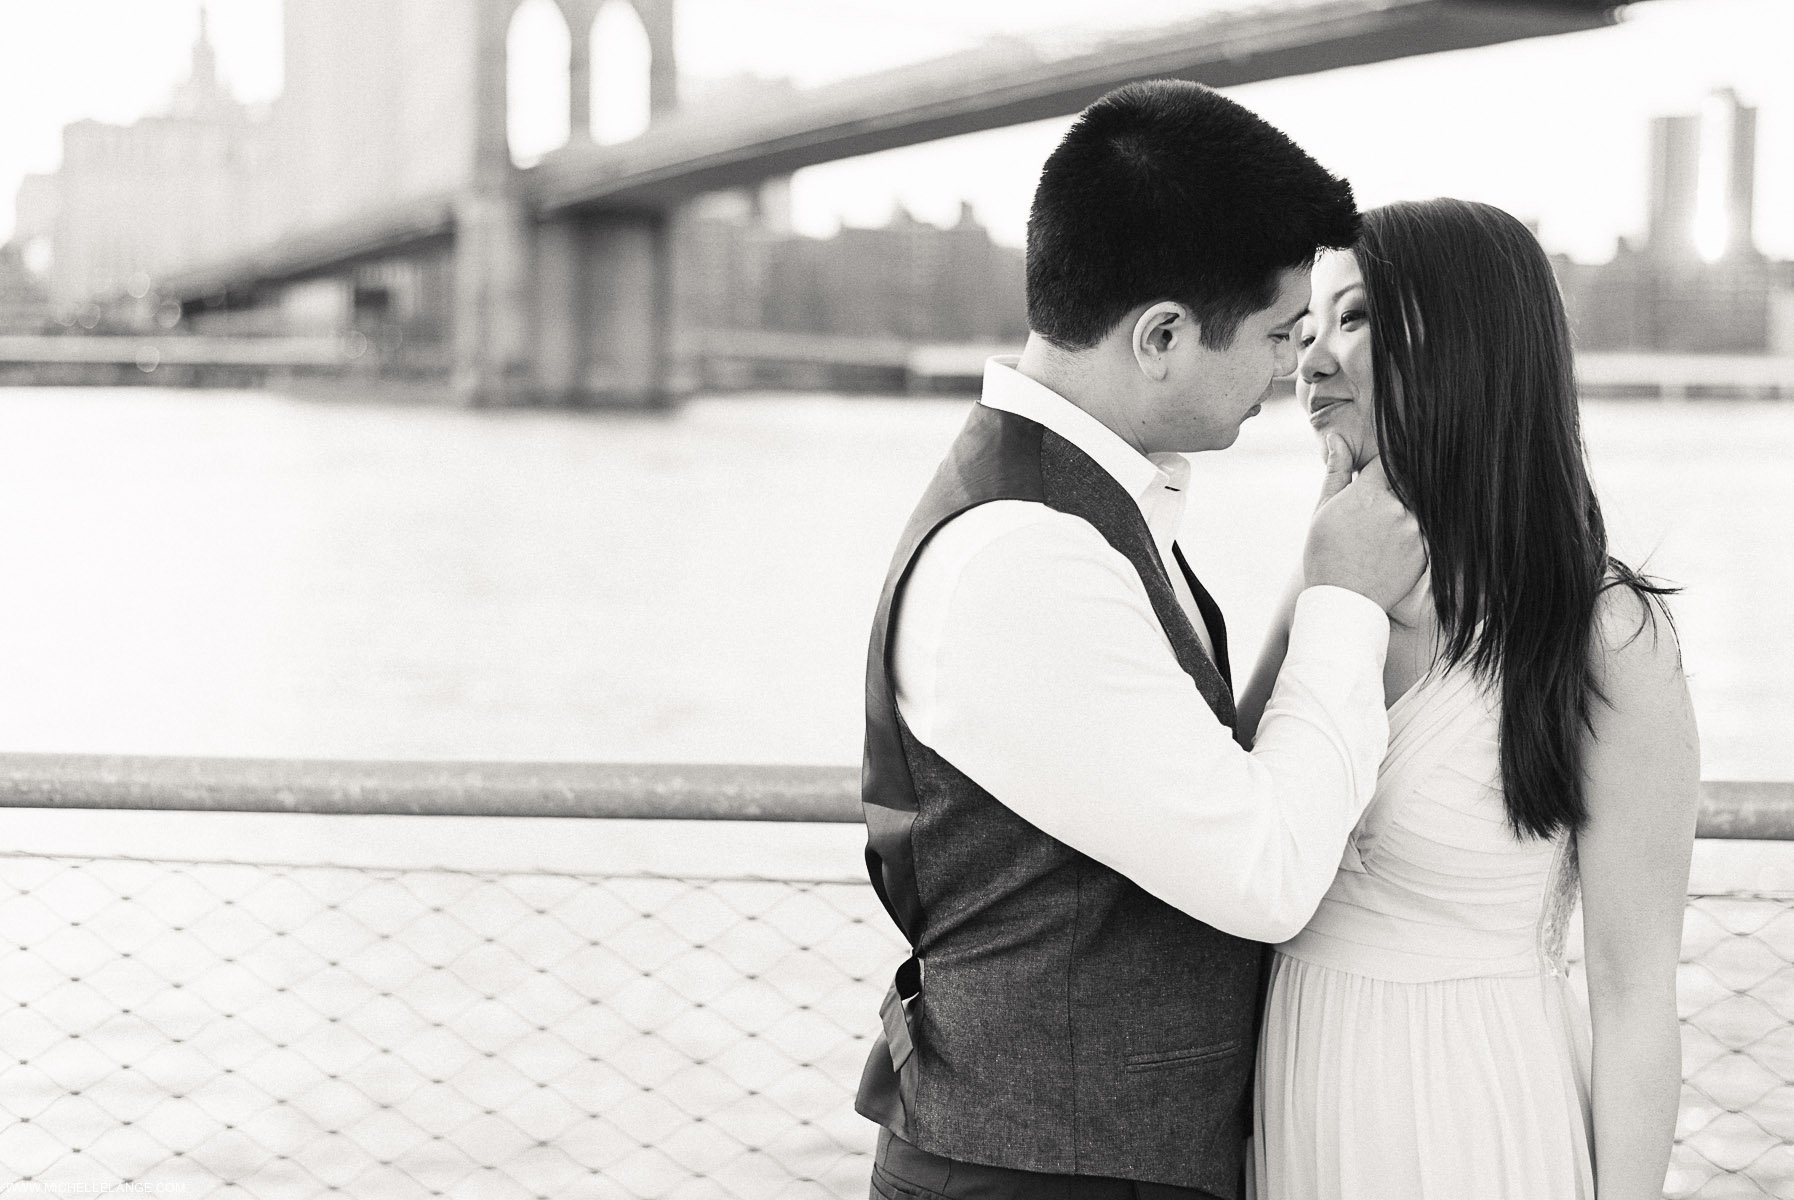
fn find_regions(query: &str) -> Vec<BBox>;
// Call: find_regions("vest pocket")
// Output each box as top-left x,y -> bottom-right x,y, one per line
1122,1036 -> 1244,1073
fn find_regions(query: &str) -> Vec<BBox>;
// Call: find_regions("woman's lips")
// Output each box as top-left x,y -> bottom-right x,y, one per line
1308,396 -> 1352,424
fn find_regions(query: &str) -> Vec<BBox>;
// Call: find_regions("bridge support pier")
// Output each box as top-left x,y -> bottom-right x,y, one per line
454,203 -> 679,409
451,192 -> 537,406
531,210 -> 675,407
452,0 -> 681,407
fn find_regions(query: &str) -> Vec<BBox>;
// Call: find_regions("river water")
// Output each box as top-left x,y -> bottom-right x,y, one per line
0,385 -> 1785,780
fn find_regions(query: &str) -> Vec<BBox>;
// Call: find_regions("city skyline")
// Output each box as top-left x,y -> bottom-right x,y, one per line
2,0 -> 1791,265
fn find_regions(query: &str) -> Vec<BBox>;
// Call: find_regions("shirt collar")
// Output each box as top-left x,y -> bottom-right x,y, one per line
978,355 -> 1187,509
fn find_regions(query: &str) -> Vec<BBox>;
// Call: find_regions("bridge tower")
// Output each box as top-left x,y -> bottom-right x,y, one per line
456,0 -> 678,406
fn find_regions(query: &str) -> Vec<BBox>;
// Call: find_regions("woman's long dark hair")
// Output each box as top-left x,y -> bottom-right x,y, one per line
1356,199 -> 1673,841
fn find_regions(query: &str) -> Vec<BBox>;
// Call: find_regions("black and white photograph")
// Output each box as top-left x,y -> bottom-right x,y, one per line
0,0 -> 1789,1196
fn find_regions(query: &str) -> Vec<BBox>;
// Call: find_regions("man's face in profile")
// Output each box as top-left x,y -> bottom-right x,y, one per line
1131,267 -> 1310,455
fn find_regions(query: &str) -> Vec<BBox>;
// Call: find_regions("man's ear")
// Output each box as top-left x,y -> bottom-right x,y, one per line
1130,302 -> 1192,381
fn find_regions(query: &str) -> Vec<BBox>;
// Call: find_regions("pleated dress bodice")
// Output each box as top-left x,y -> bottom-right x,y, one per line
1275,663 -> 1580,985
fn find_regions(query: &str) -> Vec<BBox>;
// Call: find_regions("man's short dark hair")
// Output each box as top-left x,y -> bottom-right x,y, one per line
1025,80 -> 1358,351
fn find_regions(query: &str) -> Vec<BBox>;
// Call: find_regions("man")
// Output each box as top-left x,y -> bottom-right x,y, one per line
857,81 -> 1425,1199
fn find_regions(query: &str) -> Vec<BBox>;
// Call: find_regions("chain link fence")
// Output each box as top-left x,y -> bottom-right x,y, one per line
1670,892 -> 1794,1197
0,852 -> 895,1198
0,765 -> 1790,1198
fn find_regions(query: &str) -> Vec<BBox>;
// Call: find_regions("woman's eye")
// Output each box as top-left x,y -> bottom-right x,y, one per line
1341,309 -> 1366,327
1299,335 -> 1315,350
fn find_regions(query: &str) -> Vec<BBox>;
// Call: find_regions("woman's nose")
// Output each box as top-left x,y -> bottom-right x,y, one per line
1300,340 -> 1335,384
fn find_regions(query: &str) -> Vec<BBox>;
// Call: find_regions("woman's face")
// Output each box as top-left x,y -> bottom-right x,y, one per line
1297,250 -> 1378,469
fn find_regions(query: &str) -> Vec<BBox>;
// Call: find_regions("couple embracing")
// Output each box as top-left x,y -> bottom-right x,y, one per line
855,81 -> 1700,1200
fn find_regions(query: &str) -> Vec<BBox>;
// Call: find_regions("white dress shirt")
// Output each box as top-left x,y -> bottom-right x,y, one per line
890,357 -> 1391,943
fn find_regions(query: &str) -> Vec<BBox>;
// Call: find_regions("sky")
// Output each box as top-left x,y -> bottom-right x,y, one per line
1,0 -> 1790,262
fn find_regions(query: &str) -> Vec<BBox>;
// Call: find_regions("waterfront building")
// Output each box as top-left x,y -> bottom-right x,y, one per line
1646,111 -> 1703,263
15,11 -> 277,311
674,192 -> 1027,348
274,0 -> 477,232
1555,89 -> 1794,356
673,186 -> 787,332
0,242 -> 52,332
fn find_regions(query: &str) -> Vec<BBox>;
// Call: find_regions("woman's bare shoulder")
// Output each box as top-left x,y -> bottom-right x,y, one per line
1593,577 -> 1681,680
1587,579 -> 1694,766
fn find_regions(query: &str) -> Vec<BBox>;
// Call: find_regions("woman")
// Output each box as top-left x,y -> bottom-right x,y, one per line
1241,199 -> 1700,1199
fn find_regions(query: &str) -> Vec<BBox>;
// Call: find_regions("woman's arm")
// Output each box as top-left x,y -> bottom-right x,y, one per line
1234,569 -> 1304,746
1579,587 -> 1700,1200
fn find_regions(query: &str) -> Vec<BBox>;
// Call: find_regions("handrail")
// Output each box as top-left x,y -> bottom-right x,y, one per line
0,756 -> 1786,838
0,756 -> 859,821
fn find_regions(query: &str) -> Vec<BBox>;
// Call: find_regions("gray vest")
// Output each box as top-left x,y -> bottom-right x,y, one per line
857,402 -> 1264,1196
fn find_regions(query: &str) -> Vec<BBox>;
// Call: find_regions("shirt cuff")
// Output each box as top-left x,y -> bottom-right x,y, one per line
1288,585 -> 1390,672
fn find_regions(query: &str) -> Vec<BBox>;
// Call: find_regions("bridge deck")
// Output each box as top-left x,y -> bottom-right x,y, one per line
160,0 -> 1626,301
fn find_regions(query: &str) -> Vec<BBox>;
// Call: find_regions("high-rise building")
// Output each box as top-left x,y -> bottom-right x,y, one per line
1644,89 -> 1760,266
273,0 -> 477,231
1646,112 -> 1701,261
13,8 -> 276,309
1721,89 -> 1759,260
1558,88 -> 1783,356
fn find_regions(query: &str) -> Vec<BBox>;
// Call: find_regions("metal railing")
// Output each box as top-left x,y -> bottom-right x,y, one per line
0,761 -> 1789,1198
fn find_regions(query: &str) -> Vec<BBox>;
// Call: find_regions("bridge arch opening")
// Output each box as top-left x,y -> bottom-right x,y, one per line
507,0 -> 573,168
589,0 -> 652,146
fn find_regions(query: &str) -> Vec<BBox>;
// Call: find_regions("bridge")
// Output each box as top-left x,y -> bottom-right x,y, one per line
161,0 -> 1641,406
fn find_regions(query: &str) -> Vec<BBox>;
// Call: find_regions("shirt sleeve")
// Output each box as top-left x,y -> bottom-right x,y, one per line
893,507 -> 1389,943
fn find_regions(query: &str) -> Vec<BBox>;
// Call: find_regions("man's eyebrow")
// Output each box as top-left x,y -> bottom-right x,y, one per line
1277,306 -> 1310,329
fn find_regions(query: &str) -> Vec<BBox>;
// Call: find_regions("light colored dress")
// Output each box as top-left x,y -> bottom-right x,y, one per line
1253,662 -> 1594,1199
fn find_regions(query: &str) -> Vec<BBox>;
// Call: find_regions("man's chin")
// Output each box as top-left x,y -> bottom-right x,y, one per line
1219,405 -> 1265,447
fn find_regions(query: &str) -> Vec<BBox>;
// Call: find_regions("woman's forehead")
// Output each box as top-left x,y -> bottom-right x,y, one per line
1311,249 -> 1365,298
